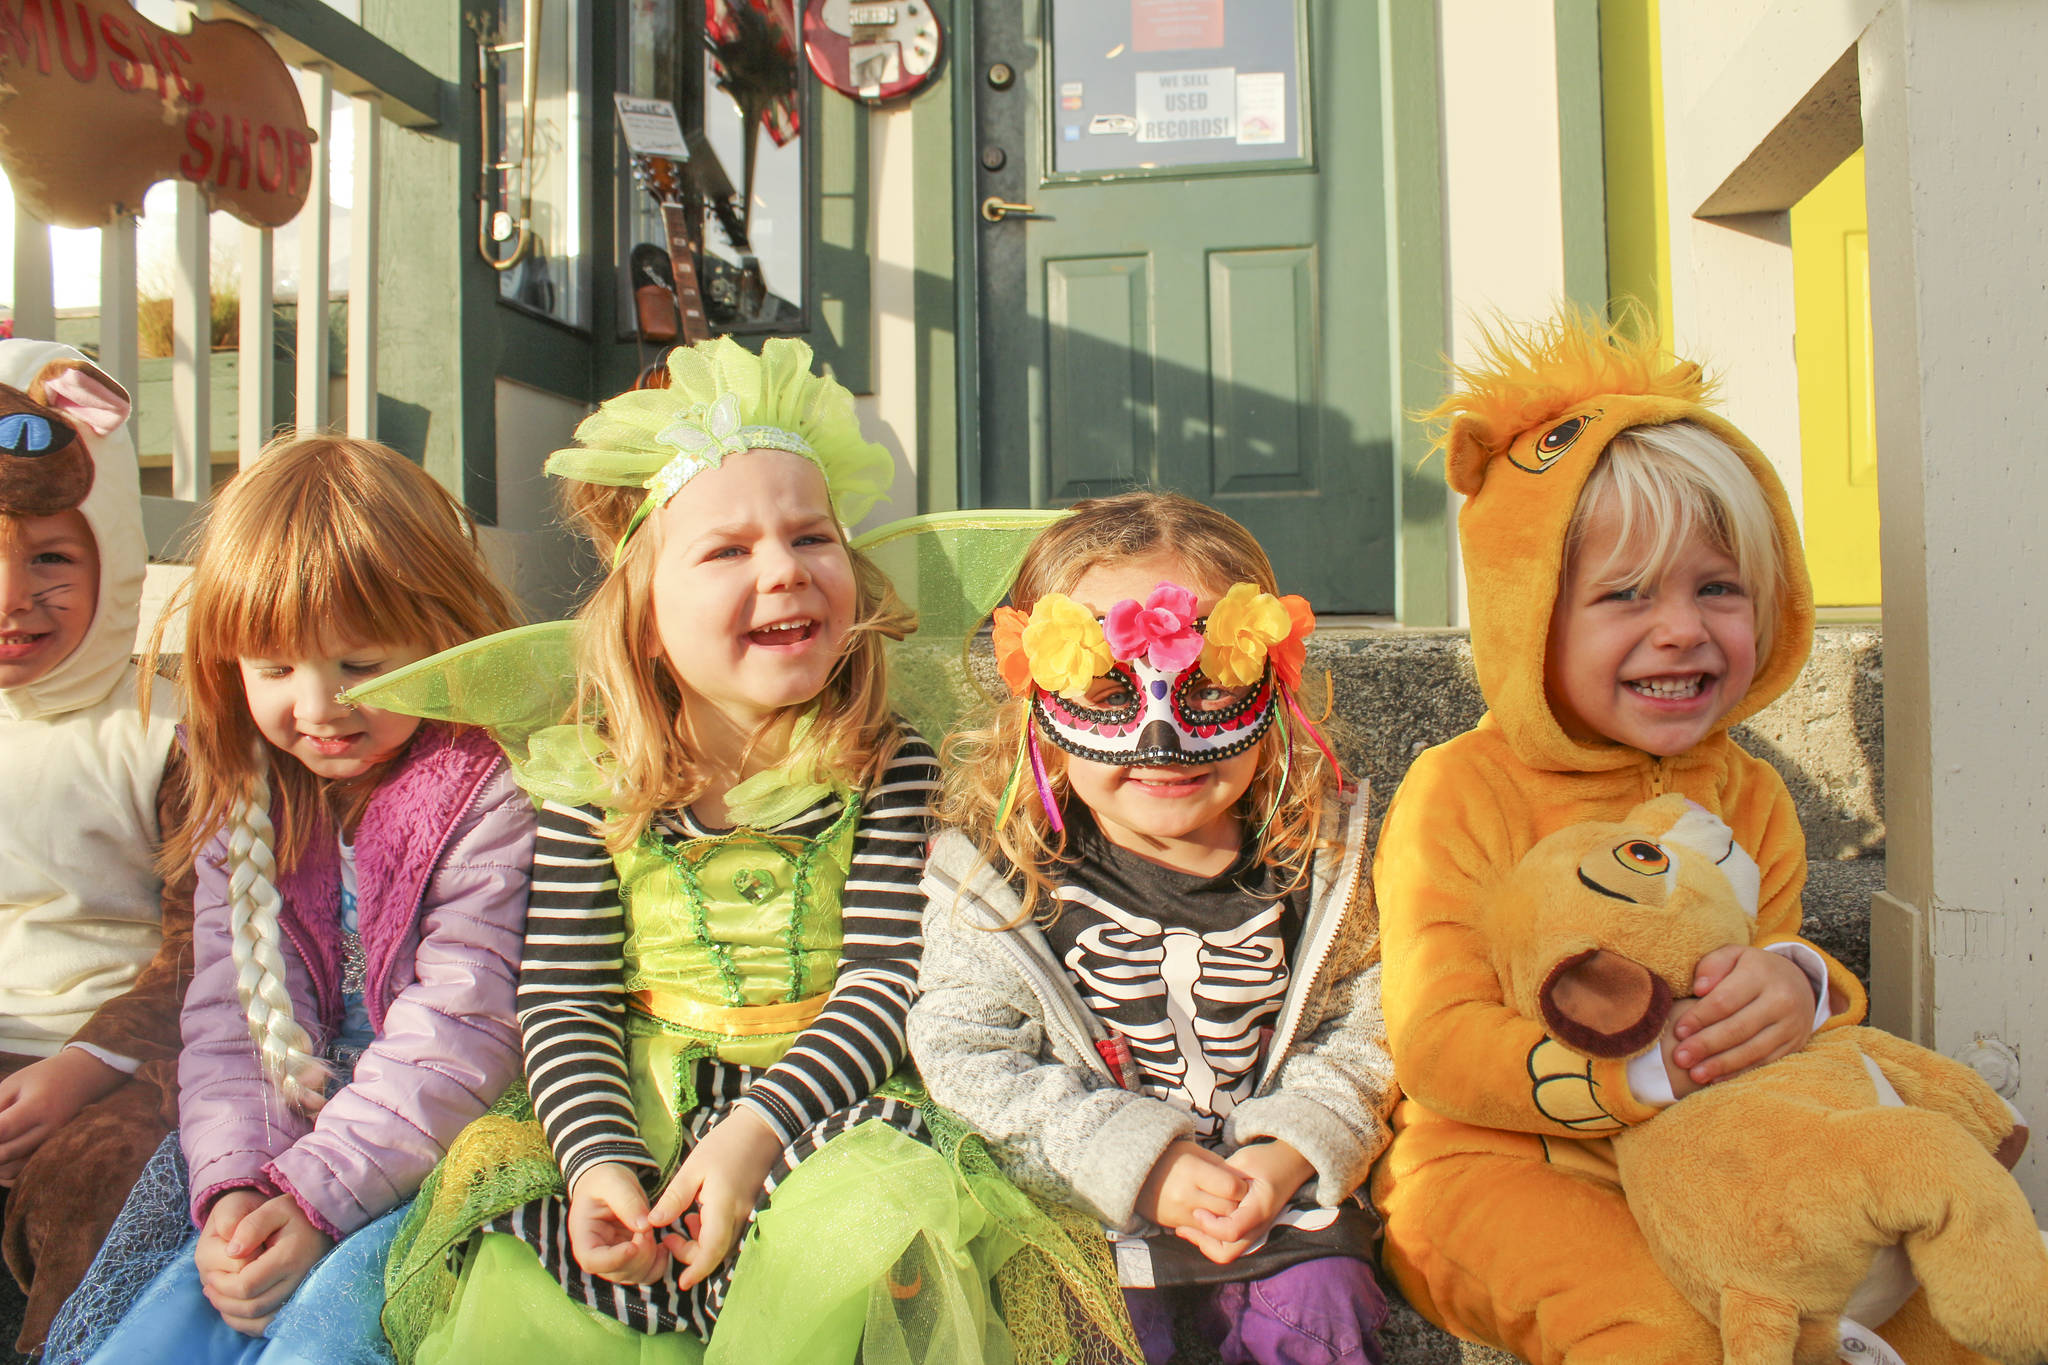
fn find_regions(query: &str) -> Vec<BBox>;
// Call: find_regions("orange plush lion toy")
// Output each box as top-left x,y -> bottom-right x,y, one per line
1488,794 -> 2048,1365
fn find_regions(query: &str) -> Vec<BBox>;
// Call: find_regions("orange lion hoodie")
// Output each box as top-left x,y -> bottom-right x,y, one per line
1369,315 -> 1867,1345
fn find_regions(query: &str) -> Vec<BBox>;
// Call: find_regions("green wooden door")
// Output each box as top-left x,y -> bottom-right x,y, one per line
968,0 -> 1394,612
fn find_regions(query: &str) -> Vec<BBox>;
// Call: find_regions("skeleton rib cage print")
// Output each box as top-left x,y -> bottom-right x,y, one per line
1051,881 -> 1292,1137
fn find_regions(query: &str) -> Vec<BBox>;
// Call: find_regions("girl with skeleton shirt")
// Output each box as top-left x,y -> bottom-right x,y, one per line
910,491 -> 1398,1365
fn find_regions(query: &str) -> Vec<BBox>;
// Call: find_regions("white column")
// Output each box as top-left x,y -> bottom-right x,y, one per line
297,66 -> 333,435
10,204 -> 54,341
239,223 -> 276,467
347,95 -> 381,440
171,183 -> 212,503
97,216 -> 140,415
1861,0 -> 2048,1209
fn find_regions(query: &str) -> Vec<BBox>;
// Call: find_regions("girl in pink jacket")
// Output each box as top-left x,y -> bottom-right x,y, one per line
48,437 -> 535,1365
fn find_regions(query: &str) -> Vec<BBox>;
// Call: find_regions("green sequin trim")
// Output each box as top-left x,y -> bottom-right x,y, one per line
785,796 -> 861,1002
645,827 -> 749,1006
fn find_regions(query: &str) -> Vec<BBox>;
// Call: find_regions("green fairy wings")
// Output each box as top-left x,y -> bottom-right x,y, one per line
344,509 -> 1062,806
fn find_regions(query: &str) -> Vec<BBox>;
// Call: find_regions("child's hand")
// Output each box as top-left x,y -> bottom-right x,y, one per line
1654,998 -> 1706,1100
195,1193 -> 333,1334
0,1049 -> 125,1183
648,1106 -> 782,1291
568,1162 -> 668,1285
194,1190 -> 267,1275
1668,945 -> 1816,1086
1134,1139 -> 1250,1236
1180,1140 -> 1316,1265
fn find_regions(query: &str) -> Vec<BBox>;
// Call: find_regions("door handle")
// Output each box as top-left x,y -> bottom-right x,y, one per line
981,197 -> 1038,223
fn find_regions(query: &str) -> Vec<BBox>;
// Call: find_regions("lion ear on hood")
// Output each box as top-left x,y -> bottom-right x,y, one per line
1445,414 -> 1492,498
31,360 -> 131,438
1658,359 -> 1703,392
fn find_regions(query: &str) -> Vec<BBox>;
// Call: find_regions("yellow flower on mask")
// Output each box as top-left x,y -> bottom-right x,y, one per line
1199,583 -> 1292,686
1021,593 -> 1115,698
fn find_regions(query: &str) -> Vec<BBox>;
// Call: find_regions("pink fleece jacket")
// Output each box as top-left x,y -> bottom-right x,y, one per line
178,725 -> 534,1238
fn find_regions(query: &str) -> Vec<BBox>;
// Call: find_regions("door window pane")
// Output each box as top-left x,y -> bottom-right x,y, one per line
1049,0 -> 1309,180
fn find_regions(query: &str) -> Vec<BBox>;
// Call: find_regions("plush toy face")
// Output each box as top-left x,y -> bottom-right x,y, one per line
1488,795 -> 1760,1062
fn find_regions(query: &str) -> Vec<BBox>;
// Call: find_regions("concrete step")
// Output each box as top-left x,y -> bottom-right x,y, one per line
1313,623 -> 1885,861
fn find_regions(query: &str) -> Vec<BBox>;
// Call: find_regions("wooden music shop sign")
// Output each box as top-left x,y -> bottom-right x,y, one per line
0,0 -> 316,229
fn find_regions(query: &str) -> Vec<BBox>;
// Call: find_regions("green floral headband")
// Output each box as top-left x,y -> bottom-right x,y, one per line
544,336 -> 893,562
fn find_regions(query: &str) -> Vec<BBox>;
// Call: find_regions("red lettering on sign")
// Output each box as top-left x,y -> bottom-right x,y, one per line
256,123 -> 284,192
215,114 -> 250,190
160,32 -> 199,102
50,0 -> 93,82
179,106 -> 214,180
1132,0 -> 1224,53
0,0 -> 316,228
0,0 -> 52,76
133,27 -> 168,97
98,11 -> 138,91
284,128 -> 310,198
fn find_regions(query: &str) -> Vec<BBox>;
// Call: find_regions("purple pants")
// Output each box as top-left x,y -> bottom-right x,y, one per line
1123,1256 -> 1388,1365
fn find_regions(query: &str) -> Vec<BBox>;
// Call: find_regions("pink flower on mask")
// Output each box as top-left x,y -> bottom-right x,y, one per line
1103,583 -> 1204,674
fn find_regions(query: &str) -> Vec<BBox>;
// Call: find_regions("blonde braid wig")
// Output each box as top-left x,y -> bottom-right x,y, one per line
226,759 -> 327,1113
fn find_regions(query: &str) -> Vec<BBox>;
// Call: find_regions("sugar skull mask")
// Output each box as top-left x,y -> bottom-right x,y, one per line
993,581 -> 1312,767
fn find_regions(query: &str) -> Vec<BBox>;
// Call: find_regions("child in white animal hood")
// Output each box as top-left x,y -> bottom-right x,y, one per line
0,339 -> 190,1357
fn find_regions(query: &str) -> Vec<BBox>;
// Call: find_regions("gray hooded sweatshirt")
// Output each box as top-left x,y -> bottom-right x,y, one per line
909,785 -> 1395,1235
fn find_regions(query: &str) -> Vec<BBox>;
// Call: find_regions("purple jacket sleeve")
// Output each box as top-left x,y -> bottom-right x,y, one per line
179,827 -> 312,1221
268,768 -> 535,1237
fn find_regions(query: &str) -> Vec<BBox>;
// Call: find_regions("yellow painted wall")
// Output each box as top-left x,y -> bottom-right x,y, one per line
1792,149 -> 1882,606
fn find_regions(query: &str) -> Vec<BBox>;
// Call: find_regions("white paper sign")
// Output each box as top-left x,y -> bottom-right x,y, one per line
1235,72 -> 1287,145
613,95 -> 689,158
1134,67 -> 1236,144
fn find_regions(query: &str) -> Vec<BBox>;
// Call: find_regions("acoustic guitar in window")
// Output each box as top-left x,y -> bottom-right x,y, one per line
627,153 -> 712,345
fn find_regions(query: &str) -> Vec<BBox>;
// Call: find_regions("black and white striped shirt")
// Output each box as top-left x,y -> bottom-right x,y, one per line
517,732 -> 938,1191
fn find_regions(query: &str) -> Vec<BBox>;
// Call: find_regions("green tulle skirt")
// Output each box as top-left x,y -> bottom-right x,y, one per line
387,1086 -> 1141,1365
415,1122 -> 1009,1365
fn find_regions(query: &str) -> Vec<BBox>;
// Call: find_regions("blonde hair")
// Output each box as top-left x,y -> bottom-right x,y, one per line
144,435 -> 521,1110
1567,420 -> 1786,663
560,465 -> 916,853
940,490 -> 1340,926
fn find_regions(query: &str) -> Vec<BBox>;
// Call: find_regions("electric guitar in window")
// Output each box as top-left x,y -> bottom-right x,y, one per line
627,153 -> 712,345
803,0 -> 944,103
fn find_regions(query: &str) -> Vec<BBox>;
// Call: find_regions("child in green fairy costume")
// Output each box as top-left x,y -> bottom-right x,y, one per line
370,339 -> 1134,1365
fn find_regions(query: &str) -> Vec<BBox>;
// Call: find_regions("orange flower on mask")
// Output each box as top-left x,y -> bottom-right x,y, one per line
1198,583 -> 1295,687
991,606 -> 1032,695
1010,593 -> 1114,698
1270,595 -> 1315,691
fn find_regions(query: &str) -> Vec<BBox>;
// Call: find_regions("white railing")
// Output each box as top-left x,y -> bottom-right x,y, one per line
7,52 -> 389,556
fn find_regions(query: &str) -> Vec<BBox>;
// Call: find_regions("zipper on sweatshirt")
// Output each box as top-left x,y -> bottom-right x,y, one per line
945,866 -> 1118,1087
989,927 -> 1117,1086
1252,785 -> 1370,1097
1647,755 -> 1667,797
